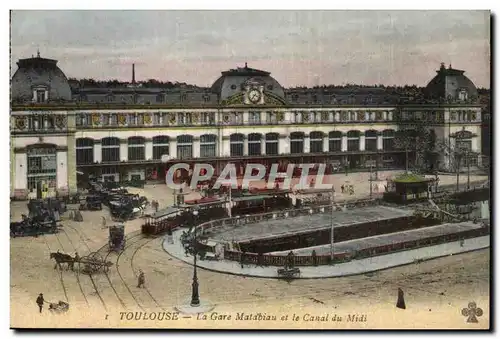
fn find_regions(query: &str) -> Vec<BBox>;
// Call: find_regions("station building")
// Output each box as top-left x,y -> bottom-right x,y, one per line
10,53 -> 484,199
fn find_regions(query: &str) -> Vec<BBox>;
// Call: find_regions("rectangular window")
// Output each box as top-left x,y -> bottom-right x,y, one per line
128,146 -> 145,161
230,143 -> 244,157
365,138 -> 377,151
102,147 -> 120,162
249,112 -> 261,124
347,139 -> 359,152
36,90 -> 46,103
153,145 -> 169,160
266,141 -> 278,155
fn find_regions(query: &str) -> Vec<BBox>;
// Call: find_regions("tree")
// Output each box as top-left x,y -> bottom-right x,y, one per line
394,126 -> 436,174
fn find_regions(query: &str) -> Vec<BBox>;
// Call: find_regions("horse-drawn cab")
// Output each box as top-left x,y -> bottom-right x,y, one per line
109,224 -> 125,252
79,195 -> 103,211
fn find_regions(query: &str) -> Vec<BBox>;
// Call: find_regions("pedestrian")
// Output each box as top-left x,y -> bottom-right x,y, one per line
311,249 -> 318,266
101,216 -> 106,228
36,293 -> 45,313
137,270 -> 145,288
341,185 -> 345,194
240,252 -> 246,269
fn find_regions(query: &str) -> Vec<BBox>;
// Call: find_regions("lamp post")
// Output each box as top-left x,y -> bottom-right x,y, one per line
466,150 -> 471,191
190,208 -> 200,307
369,165 -> 373,198
330,184 -> 335,263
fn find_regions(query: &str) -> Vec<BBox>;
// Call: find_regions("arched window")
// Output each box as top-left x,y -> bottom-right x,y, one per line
365,130 -> 378,152
26,145 -> 57,191
382,129 -> 395,151
128,137 -> 145,161
200,134 -> 217,158
152,136 -> 169,160
248,133 -> 262,156
230,133 -> 244,157
76,138 -> 94,165
309,131 -> 324,153
328,131 -> 342,152
101,137 -> 120,163
347,130 -> 360,151
265,133 -> 279,155
177,135 -> 193,159
290,132 -> 304,154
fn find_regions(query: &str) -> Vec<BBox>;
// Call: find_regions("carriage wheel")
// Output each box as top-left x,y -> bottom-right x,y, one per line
89,252 -> 104,272
79,255 -> 90,274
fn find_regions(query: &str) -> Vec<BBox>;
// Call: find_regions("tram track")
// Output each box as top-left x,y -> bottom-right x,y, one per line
108,232 -> 147,310
40,234 -> 69,305
58,230 -> 89,306
62,224 -> 108,312
128,236 -> 165,310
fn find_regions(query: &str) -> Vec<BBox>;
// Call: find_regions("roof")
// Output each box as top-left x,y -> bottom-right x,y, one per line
269,221 -> 482,255
149,206 -> 182,219
424,63 -> 478,101
209,205 -> 412,243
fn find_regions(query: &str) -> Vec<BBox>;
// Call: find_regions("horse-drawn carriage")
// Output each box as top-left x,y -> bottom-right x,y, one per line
50,251 -> 113,274
109,224 -> 125,252
78,195 -> 102,211
11,216 -> 59,237
108,194 -> 148,221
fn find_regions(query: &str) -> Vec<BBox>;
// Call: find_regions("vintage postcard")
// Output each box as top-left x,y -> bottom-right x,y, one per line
9,10 -> 491,330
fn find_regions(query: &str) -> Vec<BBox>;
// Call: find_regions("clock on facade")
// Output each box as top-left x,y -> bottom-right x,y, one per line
248,89 -> 262,103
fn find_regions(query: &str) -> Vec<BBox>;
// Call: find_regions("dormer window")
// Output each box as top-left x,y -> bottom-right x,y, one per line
458,89 -> 468,101
33,86 -> 48,103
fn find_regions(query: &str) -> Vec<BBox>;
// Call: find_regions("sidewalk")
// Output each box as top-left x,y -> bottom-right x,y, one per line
163,229 -> 489,279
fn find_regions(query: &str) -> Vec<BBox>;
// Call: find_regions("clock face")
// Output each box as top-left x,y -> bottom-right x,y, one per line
248,89 -> 261,103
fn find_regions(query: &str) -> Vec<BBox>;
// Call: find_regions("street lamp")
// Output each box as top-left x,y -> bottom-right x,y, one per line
330,185 -> 335,263
190,208 -> 200,307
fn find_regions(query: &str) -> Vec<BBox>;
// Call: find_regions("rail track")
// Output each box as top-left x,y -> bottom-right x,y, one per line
62,225 -> 108,312
127,236 -> 165,310
40,234 -> 69,304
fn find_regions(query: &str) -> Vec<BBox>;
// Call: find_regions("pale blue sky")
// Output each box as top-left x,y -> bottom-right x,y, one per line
10,10 -> 490,88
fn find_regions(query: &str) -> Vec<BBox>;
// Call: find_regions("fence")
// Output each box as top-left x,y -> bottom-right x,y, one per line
189,201 -> 488,267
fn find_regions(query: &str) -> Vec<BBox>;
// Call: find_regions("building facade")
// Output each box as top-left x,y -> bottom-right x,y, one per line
10,55 -> 483,199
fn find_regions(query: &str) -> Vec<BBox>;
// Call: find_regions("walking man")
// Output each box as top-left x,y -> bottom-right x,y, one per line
137,270 -> 145,288
36,293 -> 45,313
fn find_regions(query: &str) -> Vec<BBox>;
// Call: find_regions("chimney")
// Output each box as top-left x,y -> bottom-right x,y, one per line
132,63 -> 136,84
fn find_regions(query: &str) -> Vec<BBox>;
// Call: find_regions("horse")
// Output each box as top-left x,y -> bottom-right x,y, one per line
50,252 -> 75,271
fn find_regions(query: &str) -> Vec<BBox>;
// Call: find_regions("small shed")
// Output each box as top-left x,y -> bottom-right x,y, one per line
383,173 -> 436,204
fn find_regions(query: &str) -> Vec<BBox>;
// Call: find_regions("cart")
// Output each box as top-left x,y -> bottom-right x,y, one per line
78,252 -> 114,274
49,300 -> 70,314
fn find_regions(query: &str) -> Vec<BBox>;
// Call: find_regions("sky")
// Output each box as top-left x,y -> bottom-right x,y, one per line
10,10 -> 490,88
